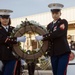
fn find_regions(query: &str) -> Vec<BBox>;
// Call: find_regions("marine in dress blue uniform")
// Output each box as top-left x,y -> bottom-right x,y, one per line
35,3 -> 71,75
0,9 -> 26,75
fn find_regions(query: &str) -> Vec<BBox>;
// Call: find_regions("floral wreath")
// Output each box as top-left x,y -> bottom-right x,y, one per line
11,18 -> 48,60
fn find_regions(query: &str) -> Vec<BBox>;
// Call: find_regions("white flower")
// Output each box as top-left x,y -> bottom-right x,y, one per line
35,22 -> 39,25
41,25 -> 46,30
14,28 -> 18,31
12,30 -> 15,33
30,20 -> 40,26
29,20 -> 47,31
16,25 -> 21,29
30,20 -> 34,24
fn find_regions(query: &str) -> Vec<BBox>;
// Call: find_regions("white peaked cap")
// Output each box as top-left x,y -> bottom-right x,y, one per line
0,9 -> 13,15
48,3 -> 64,9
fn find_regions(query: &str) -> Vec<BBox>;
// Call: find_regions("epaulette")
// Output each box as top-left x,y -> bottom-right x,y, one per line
60,19 -> 67,23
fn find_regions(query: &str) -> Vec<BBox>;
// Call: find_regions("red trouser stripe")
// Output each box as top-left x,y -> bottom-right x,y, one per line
13,61 -> 18,75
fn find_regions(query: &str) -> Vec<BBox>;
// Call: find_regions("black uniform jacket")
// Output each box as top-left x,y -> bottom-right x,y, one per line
43,18 -> 71,56
0,24 -> 17,60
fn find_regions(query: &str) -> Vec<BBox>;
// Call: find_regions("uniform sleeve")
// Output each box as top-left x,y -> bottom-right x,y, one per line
0,36 -> 17,44
6,37 -> 17,44
0,26 -> 17,44
43,19 -> 68,40
0,35 -> 7,44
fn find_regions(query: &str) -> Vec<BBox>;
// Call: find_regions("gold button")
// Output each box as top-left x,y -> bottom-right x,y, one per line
11,39 -> 13,41
46,35 -> 47,37
49,34 -> 50,36
7,47 -> 9,49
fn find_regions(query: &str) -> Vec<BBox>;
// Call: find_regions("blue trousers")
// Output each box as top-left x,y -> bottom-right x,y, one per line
2,60 -> 16,75
51,53 -> 70,75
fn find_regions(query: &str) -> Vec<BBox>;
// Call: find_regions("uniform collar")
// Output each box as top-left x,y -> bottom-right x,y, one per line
53,20 -> 57,24
52,18 -> 61,24
1,25 -> 9,30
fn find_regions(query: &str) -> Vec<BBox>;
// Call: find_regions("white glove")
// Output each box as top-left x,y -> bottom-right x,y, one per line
35,35 -> 43,41
17,36 -> 26,42
21,59 -> 26,66
0,61 -> 3,71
